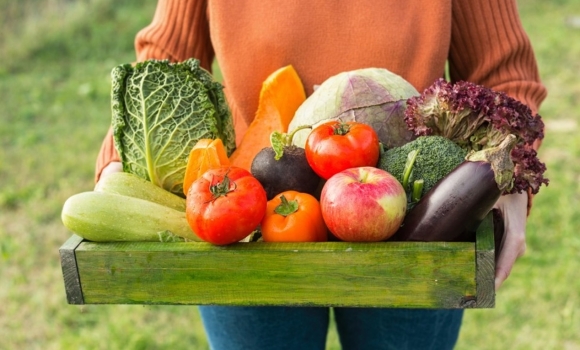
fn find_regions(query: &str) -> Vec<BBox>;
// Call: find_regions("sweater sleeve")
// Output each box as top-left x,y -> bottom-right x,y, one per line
448,0 -> 547,213
135,0 -> 214,68
95,0 -> 213,183
449,0 -> 547,114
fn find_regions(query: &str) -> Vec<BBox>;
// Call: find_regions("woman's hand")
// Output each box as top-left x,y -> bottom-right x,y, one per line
493,192 -> 528,290
95,161 -> 123,188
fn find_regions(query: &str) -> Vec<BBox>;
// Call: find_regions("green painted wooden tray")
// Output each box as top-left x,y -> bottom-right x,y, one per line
59,215 -> 495,308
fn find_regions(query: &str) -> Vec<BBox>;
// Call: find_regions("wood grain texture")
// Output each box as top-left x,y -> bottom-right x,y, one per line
59,234 -> 85,304
60,215 -> 495,308
474,214 -> 495,308
72,241 -> 475,308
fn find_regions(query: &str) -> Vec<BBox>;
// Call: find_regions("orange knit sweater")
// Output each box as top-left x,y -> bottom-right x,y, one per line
96,0 -> 546,182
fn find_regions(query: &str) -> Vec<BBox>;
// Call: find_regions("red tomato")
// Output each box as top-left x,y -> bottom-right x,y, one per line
305,121 -> 380,180
186,166 -> 267,245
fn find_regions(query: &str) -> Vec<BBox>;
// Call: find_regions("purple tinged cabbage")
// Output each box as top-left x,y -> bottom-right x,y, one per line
111,59 -> 236,197
288,68 -> 419,148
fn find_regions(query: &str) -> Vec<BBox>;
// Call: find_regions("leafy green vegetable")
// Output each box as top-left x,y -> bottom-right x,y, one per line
404,78 -> 547,194
111,58 -> 236,197
378,135 -> 467,199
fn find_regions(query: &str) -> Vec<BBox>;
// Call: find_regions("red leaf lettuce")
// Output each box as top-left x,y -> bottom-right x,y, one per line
404,78 -> 548,194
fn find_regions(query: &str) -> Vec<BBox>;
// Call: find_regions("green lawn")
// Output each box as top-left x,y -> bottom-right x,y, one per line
0,1 -> 578,349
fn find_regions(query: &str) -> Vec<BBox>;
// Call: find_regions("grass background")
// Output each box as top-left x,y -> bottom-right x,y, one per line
0,0 -> 578,349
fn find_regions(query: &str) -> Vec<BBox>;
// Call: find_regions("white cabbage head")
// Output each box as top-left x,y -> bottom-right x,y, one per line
288,68 -> 419,149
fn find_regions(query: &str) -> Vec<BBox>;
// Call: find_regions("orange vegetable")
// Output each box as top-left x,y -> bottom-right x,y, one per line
229,65 -> 306,171
261,190 -> 328,242
183,139 -> 230,196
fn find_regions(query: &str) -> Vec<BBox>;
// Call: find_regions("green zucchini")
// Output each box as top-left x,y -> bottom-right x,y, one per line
61,191 -> 200,242
95,172 -> 186,212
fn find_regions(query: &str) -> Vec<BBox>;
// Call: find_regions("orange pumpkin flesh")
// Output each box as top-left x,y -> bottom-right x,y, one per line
229,65 -> 306,171
183,139 -> 230,196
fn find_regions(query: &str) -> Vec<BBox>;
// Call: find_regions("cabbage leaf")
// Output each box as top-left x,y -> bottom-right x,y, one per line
288,68 -> 419,149
111,58 -> 236,197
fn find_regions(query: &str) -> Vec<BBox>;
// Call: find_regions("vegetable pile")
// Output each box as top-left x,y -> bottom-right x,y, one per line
61,61 -> 548,246
404,78 -> 548,195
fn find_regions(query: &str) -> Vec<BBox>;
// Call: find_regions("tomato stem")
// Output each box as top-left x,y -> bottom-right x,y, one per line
209,171 -> 235,200
274,195 -> 299,217
332,122 -> 351,135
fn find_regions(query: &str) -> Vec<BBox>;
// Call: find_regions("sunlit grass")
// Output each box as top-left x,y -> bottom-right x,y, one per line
456,2 -> 580,349
0,1 -> 578,349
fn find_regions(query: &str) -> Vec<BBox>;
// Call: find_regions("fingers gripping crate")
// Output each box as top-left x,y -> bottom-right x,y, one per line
59,215 -> 495,308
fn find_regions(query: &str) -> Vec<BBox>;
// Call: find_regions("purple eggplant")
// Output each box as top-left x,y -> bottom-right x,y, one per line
391,160 -> 499,242
390,134 -> 517,242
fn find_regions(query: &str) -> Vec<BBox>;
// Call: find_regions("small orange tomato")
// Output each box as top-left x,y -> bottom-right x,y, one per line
261,190 -> 328,242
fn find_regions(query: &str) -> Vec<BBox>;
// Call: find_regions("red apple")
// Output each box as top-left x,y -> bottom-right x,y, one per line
320,166 -> 407,242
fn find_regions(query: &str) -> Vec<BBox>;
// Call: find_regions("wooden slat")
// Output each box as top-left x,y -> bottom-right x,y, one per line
74,241 -> 476,308
474,214 -> 495,308
61,214 -> 496,308
59,234 -> 85,304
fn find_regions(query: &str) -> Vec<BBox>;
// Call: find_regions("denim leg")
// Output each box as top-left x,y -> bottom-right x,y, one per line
333,308 -> 464,350
198,306 -> 330,350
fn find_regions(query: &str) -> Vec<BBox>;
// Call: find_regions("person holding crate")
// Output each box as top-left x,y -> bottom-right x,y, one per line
96,1 -> 547,349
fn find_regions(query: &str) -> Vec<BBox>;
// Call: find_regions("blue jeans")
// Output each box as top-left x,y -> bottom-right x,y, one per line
199,306 -> 463,350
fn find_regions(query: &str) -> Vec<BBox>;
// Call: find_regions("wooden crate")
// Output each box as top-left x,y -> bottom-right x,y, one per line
59,214 -> 495,308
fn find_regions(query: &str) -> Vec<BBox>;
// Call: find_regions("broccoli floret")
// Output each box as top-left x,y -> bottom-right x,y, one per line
378,135 -> 467,198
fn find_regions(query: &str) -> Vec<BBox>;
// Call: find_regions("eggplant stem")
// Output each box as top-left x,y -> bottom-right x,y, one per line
466,134 -> 517,192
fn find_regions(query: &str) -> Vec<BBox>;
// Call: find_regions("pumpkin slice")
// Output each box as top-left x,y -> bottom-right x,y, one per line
183,139 -> 230,196
229,65 -> 306,171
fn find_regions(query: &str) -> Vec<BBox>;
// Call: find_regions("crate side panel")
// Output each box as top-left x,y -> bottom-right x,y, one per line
75,242 -> 476,308
475,215 -> 495,308
59,234 -> 85,304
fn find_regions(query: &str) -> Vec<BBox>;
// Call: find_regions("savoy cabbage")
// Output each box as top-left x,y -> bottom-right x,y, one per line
111,58 -> 236,197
